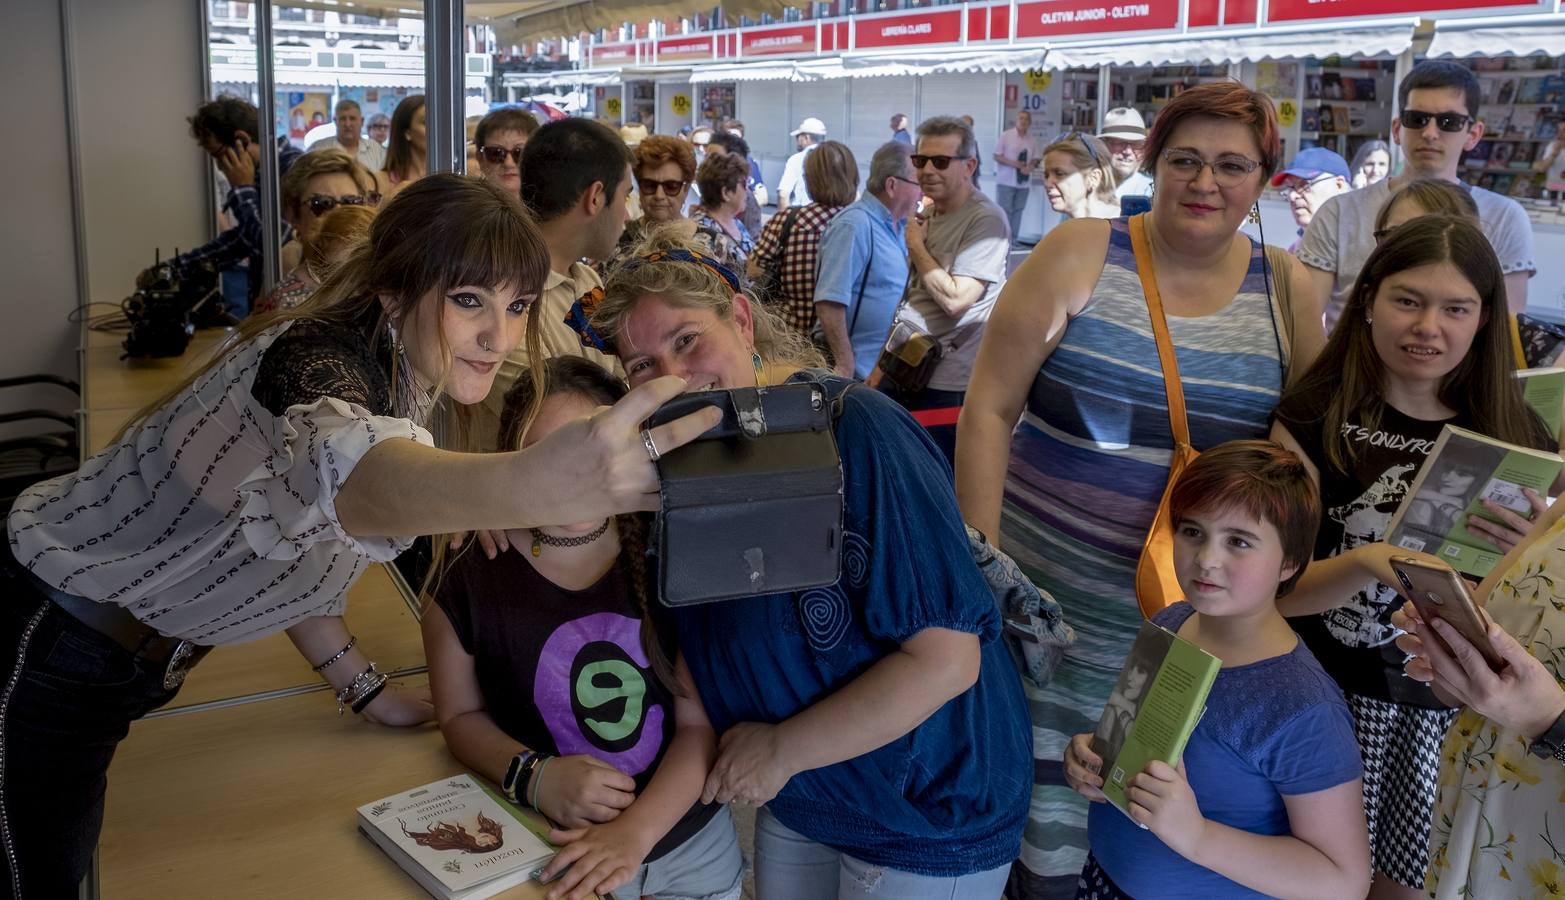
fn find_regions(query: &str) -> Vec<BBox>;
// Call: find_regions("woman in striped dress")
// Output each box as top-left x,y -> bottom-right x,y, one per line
957,82 -> 1325,899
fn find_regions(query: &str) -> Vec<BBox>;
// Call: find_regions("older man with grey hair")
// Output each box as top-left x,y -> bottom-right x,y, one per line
814,141 -> 919,380
886,116 -> 1011,464
308,98 -> 384,170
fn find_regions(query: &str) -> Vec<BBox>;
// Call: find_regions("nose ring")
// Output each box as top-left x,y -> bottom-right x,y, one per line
481,339 -> 493,352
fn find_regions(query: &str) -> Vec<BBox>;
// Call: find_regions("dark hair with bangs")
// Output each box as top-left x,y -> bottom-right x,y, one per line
1143,81 -> 1282,178
1168,440 -> 1320,598
118,174 -> 550,451
1280,214 -> 1551,476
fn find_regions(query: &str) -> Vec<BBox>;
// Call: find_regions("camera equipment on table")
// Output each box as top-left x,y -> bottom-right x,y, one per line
123,252 -> 225,359
645,382 -> 845,606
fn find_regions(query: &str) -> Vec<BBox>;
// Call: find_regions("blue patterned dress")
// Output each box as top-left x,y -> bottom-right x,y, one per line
1003,218 -> 1288,897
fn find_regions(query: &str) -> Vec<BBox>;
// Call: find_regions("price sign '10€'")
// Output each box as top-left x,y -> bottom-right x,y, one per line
671,93 -> 692,116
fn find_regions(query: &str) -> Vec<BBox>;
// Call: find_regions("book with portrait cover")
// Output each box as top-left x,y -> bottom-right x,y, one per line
1093,620 -> 1221,819
357,775 -> 555,900
1386,425 -> 1563,579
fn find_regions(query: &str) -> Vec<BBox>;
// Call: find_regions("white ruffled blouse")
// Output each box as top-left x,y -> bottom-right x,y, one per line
7,321 -> 433,646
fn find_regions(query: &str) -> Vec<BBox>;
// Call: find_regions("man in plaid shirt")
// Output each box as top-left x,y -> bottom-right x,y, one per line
160,97 -> 300,309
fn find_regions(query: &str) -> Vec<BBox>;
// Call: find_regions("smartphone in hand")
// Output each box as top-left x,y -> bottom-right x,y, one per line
1390,555 -> 1505,671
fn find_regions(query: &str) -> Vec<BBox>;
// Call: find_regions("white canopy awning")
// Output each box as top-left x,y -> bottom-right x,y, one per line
827,47 -> 1052,77
1047,20 -> 1415,67
503,68 -> 621,89
1426,16 -> 1565,58
689,61 -> 802,83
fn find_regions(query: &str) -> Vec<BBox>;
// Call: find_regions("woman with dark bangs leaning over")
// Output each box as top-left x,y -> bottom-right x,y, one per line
576,226 -> 1031,898
956,82 -> 1326,896
0,174 -> 719,898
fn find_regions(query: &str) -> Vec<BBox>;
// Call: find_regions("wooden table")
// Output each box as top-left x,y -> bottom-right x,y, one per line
99,684 -> 548,899
80,326 -> 230,454
161,564 -> 427,713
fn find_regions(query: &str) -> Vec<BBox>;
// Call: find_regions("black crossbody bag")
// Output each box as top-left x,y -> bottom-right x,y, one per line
644,380 -> 845,606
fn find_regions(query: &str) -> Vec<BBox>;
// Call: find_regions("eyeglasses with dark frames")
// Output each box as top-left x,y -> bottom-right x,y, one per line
637,178 -> 689,196
1398,110 -> 1475,134
478,145 -> 525,165
1159,149 -> 1262,188
890,175 -> 920,187
910,154 -> 972,171
306,192 -> 378,216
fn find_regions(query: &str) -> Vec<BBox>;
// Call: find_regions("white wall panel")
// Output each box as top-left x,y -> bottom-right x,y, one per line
845,76 -> 915,167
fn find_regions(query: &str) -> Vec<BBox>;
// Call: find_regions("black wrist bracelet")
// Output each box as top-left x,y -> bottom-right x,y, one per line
351,679 -> 387,714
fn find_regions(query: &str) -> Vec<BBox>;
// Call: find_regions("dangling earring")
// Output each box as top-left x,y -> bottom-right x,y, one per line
1365,313 -> 1374,325
752,350 -> 766,387
1247,203 -> 1262,225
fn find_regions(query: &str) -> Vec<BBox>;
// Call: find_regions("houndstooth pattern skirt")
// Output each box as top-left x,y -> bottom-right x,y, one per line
1347,693 -> 1459,889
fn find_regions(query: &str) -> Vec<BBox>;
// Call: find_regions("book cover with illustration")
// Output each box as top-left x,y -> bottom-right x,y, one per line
1491,141 -> 1516,168
1386,425 -> 1564,579
1093,620 -> 1221,819
1332,106 -> 1352,134
1519,77 -> 1546,104
358,775 -> 555,900
1518,367 -> 1565,435
1302,107 -> 1321,133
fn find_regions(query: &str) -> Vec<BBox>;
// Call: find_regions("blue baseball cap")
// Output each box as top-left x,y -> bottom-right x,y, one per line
1270,147 -> 1351,187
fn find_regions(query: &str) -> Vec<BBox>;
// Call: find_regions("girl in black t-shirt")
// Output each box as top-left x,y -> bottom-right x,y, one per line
424,357 -> 742,900
1270,215 -> 1557,898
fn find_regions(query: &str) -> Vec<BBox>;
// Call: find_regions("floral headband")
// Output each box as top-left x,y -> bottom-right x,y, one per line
564,248 -> 743,351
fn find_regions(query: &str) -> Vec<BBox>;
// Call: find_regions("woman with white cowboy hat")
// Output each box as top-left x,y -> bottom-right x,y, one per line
1097,107 -> 1153,201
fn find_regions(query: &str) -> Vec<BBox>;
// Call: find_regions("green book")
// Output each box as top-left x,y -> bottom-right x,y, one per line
1517,367 -> 1565,436
1094,620 -> 1220,818
1386,424 -> 1563,579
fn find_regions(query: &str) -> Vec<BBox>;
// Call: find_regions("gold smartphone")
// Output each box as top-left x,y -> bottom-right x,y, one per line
1390,555 -> 1505,672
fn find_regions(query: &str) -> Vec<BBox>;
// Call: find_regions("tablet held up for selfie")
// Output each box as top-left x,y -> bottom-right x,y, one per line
646,381 -> 845,606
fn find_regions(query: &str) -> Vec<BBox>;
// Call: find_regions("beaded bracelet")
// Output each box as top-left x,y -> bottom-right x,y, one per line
311,635 -> 357,673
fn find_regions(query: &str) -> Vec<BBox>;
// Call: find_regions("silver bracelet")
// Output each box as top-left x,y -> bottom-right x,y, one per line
311,635 -> 357,673
335,662 -> 382,715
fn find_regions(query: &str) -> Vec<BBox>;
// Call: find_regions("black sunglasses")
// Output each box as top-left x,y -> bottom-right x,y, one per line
638,178 -> 688,196
306,193 -> 378,216
1398,110 -> 1474,134
911,154 -> 972,171
478,145 -> 525,165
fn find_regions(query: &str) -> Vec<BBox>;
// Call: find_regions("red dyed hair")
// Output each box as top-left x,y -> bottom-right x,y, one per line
634,134 -> 697,182
1143,82 -> 1283,179
1167,440 -> 1320,597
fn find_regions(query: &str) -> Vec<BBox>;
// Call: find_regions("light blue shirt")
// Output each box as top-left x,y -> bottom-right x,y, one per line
814,192 -> 909,380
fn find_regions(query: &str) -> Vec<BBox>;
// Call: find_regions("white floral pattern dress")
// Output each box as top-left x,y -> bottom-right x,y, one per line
1426,512 -> 1565,899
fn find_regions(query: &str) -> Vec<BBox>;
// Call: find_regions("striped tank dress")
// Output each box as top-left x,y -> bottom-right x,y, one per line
1004,218 -> 1286,897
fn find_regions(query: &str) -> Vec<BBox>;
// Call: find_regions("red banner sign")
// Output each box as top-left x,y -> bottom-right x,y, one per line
853,10 -> 964,48
1267,0 -> 1533,20
1014,0 -> 1179,37
739,24 -> 817,57
656,35 -> 713,62
591,42 -> 636,65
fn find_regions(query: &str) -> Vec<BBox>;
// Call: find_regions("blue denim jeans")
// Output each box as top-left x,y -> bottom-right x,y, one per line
612,805 -> 745,900
753,807 -> 1010,899
0,544 -> 181,898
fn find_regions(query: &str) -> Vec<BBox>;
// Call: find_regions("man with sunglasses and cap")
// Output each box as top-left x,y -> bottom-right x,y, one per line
883,115 -> 1011,466
777,116 -> 826,210
1272,147 -> 1351,253
1098,107 -> 1153,204
157,96 -> 302,314
1299,60 -> 1535,332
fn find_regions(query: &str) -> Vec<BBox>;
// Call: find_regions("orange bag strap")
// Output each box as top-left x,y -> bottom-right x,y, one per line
1128,214 -> 1190,450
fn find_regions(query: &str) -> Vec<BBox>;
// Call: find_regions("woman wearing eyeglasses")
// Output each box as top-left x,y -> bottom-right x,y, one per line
473,107 -> 540,196
1041,134 -> 1120,220
956,81 -> 1325,896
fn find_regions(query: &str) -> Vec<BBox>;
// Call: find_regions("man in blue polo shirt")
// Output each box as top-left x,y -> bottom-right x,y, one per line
814,141 -> 920,380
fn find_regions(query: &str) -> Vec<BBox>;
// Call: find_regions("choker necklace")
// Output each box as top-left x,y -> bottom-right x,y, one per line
530,519 -> 611,557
